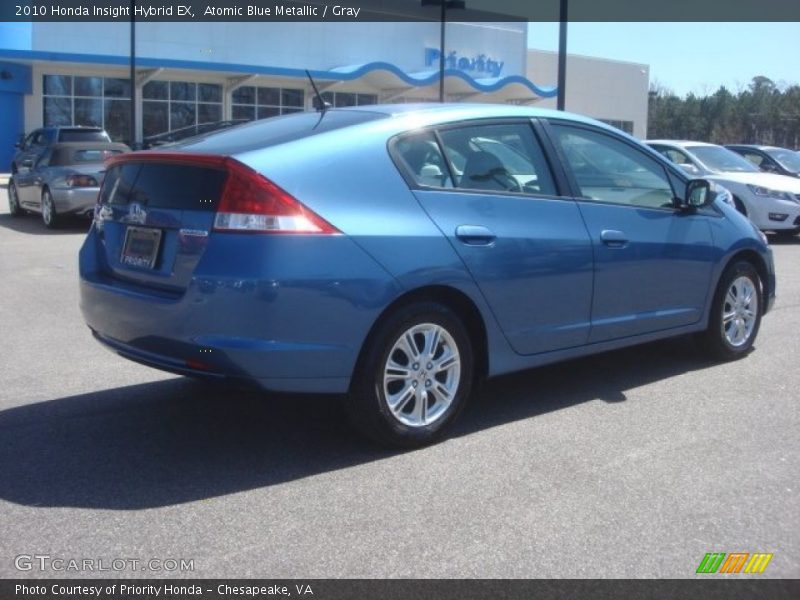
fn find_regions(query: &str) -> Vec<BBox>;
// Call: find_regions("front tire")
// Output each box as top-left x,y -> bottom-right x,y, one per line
346,302 -> 474,448
41,188 -> 60,229
8,179 -> 23,216
697,261 -> 762,360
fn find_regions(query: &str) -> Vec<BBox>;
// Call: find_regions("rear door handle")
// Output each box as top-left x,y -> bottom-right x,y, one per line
455,225 -> 496,246
600,229 -> 629,248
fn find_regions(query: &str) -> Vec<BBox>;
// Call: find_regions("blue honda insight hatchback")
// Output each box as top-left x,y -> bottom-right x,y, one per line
79,104 -> 775,447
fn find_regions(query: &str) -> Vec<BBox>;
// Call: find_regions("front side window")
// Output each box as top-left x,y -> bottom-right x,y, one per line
437,123 -> 557,196
552,124 -> 675,209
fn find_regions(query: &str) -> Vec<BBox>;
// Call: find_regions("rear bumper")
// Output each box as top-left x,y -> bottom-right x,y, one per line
79,227 -> 400,393
52,186 -> 99,216
91,329 -> 350,393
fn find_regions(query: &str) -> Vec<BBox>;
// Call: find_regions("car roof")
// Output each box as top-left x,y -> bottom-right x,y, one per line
725,144 -> 779,150
354,102 -> 599,124
169,103 -> 636,158
646,140 -> 718,148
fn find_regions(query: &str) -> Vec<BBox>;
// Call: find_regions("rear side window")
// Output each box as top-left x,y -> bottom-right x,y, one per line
100,162 -> 227,211
58,130 -> 111,142
394,132 -> 454,188
438,123 -> 557,196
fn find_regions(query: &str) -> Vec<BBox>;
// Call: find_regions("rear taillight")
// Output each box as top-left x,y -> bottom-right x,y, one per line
102,151 -> 339,234
67,174 -> 98,187
214,159 -> 339,234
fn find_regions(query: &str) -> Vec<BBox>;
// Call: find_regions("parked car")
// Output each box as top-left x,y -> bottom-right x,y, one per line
11,126 -> 111,174
725,144 -> 800,178
142,120 -> 247,149
8,142 -> 129,228
648,140 -> 800,235
79,105 -> 775,447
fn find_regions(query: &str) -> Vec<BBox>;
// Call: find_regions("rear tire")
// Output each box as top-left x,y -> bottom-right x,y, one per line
8,179 -> 23,217
697,261 -> 762,361
41,188 -> 60,229
346,302 -> 474,448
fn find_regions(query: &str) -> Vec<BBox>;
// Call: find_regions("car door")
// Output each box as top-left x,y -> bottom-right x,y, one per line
14,149 -> 51,208
547,122 -> 716,343
395,121 -> 594,355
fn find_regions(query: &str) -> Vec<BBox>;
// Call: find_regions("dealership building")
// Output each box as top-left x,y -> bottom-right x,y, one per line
0,20 -> 649,168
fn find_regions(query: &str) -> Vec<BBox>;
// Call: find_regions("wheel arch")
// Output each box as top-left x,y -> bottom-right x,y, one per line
351,285 -> 489,388
721,249 -> 771,313
731,194 -> 748,216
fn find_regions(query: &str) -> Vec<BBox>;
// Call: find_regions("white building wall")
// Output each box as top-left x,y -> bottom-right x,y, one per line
32,22 -> 527,76
528,50 -> 650,138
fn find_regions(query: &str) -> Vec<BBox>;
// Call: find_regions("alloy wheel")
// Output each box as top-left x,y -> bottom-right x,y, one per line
42,191 -> 53,226
382,322 -> 461,428
722,275 -> 758,348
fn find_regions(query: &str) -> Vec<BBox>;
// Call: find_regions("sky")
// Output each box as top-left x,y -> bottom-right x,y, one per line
527,22 -> 800,97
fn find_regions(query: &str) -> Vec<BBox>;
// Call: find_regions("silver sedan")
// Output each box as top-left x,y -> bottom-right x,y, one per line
8,142 -> 129,228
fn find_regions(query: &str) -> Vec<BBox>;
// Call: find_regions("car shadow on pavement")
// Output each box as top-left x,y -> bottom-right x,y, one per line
0,212 -> 91,236
766,232 -> 800,245
0,335 -> 721,510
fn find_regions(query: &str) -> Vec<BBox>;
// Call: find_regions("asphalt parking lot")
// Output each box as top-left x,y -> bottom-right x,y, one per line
0,184 -> 797,579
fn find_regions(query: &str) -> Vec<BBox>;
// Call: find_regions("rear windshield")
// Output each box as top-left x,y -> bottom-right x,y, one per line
170,110 -> 387,155
73,149 -> 123,162
51,148 -> 123,166
58,130 -> 111,143
99,162 -> 227,211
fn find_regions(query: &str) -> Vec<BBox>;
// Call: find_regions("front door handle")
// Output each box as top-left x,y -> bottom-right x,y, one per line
600,229 -> 629,248
455,225 -> 496,246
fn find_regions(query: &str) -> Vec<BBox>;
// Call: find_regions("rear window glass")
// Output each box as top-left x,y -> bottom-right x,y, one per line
171,110 -> 387,155
58,130 -> 111,142
74,149 -> 123,162
100,163 -> 227,211
51,148 -> 123,166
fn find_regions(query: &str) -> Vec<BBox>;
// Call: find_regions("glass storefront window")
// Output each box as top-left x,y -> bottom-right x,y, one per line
143,80 -> 168,100
43,74 -> 132,142
233,86 -> 306,122
321,91 -> 378,108
141,80 -> 223,137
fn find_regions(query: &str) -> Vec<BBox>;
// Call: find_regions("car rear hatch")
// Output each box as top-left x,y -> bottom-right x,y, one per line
93,152 -> 338,295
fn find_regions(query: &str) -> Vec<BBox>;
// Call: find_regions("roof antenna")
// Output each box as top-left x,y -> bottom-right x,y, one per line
305,70 -> 331,112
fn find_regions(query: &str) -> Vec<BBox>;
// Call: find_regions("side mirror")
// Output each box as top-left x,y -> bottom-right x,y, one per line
685,179 -> 713,208
761,162 -> 779,173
